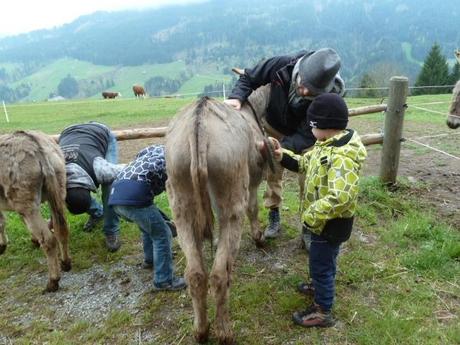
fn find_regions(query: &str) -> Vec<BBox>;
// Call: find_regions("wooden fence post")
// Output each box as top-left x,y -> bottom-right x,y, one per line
379,76 -> 408,184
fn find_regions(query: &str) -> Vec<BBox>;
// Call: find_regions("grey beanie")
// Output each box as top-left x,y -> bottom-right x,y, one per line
298,48 -> 341,95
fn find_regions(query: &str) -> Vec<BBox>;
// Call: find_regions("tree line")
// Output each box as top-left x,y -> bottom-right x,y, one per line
357,43 -> 460,97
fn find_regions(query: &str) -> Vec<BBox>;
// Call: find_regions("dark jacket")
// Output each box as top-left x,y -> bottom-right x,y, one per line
59,122 -> 110,187
229,51 -> 344,153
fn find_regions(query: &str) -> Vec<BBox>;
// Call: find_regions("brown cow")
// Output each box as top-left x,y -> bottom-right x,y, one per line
0,131 -> 71,292
102,91 -> 120,99
165,86 -> 270,344
132,84 -> 146,98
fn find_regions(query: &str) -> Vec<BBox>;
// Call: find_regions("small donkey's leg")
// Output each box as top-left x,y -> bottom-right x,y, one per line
0,211 -> 7,254
23,210 -> 61,292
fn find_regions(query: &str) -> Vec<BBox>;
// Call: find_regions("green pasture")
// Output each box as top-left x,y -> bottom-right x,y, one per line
2,59 -> 233,102
0,97 -> 191,134
0,93 -> 459,344
0,93 -> 454,135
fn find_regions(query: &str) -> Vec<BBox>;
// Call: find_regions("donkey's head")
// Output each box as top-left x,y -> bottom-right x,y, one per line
448,80 -> 460,129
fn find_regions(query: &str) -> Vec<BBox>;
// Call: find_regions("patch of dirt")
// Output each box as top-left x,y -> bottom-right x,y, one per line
0,253 -> 188,343
113,120 -> 169,163
362,138 -> 460,228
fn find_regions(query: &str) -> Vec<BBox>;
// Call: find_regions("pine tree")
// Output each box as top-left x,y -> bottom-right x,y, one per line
414,43 -> 449,95
57,74 -> 79,98
449,62 -> 460,86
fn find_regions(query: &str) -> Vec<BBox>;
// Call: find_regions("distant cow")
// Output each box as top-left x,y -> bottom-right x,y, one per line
102,91 -> 120,99
0,131 -> 71,292
132,85 -> 146,98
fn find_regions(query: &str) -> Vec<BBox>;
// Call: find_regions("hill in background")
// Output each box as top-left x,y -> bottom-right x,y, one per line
0,0 -> 459,103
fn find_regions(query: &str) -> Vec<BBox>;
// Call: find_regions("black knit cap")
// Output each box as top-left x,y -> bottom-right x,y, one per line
298,48 -> 341,95
307,93 -> 349,130
66,187 -> 91,215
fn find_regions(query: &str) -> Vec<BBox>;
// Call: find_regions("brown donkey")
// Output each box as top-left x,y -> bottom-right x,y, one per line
0,130 -> 71,292
165,86 -> 270,344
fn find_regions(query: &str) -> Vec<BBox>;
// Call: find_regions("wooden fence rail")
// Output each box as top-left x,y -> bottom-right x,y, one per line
49,77 -> 408,184
49,106 -> 388,143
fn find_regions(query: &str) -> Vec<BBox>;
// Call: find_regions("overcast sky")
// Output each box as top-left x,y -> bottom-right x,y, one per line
0,0 -> 205,36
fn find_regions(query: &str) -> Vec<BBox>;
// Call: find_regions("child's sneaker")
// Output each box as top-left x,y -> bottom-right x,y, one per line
152,276 -> 187,292
297,282 -> 315,296
292,303 -> 335,328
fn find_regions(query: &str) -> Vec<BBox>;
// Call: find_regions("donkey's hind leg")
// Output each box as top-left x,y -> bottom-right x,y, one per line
247,185 -> 264,247
50,208 -> 72,272
23,209 -> 61,292
53,216 -> 71,272
176,216 -> 210,343
0,211 -> 7,254
210,212 -> 243,345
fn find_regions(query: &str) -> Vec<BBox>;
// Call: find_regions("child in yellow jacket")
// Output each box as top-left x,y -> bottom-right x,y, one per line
269,93 -> 367,327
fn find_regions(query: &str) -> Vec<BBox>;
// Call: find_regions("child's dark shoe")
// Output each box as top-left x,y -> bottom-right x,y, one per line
141,261 -> 153,269
292,303 -> 335,328
152,276 -> 187,292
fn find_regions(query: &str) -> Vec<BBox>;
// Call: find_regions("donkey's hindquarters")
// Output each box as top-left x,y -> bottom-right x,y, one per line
0,131 -> 71,292
166,97 -> 266,344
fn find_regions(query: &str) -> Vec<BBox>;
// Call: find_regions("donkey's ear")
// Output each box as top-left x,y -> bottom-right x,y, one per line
231,67 -> 245,76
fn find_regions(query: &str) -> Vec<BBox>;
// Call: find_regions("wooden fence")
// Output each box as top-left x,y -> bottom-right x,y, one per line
50,76 -> 409,184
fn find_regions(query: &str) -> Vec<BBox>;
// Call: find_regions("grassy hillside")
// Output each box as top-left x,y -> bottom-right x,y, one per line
11,59 -> 115,101
2,59 -> 231,102
178,73 -> 233,95
111,60 -> 187,97
401,42 -> 423,67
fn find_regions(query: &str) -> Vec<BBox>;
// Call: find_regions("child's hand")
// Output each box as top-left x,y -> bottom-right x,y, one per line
268,137 -> 283,161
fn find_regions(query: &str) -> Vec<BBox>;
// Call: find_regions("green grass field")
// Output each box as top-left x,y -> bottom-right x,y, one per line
0,94 -> 459,344
0,93 -> 454,134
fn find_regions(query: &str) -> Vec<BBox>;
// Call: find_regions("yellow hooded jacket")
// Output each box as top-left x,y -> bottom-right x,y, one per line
281,129 -> 367,236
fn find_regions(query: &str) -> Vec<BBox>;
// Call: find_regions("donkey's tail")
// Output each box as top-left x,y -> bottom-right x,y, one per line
20,131 -> 69,233
189,97 -> 214,242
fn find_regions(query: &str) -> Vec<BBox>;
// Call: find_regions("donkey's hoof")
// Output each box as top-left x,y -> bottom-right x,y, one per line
253,233 -> 266,248
31,238 -> 40,248
217,333 -> 236,345
61,259 -> 72,272
194,323 -> 210,344
0,244 -> 6,255
43,278 -> 60,293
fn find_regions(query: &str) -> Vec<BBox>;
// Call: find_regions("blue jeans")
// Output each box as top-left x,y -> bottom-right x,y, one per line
87,131 -> 120,237
309,232 -> 341,311
113,204 -> 174,285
